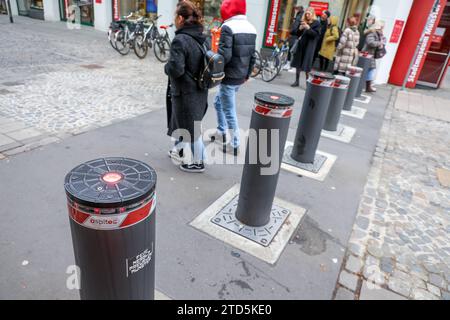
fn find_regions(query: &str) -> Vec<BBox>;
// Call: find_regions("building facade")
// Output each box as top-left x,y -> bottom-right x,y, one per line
6,0 -> 449,88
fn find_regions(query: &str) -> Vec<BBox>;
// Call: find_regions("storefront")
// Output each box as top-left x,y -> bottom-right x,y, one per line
191,0 -> 221,30
0,0 -> 8,14
16,0 -> 44,19
389,0 -> 449,88
112,0 -> 158,20
59,0 -> 95,26
262,0 -> 373,48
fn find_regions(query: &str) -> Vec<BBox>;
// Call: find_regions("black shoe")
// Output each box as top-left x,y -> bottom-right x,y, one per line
180,162 -> 205,173
290,81 -> 299,87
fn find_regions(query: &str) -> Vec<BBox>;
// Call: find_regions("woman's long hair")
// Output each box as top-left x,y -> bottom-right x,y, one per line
302,7 -> 317,24
176,0 -> 203,27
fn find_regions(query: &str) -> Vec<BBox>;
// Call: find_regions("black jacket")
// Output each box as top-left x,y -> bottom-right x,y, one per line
218,15 -> 257,85
290,19 -> 321,72
164,25 -> 208,141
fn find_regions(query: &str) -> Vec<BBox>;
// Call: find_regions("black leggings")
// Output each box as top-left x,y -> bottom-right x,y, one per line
319,56 -> 330,71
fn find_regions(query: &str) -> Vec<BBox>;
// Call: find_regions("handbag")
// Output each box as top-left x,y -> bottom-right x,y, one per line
374,46 -> 386,59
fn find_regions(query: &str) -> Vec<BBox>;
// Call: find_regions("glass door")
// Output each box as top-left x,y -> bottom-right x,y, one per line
417,1 -> 450,88
16,0 -> 31,16
60,0 -> 94,26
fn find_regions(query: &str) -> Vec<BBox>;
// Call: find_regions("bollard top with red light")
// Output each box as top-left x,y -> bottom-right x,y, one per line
64,157 -> 157,210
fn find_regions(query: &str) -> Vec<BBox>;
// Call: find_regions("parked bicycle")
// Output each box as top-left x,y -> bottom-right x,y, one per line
153,24 -> 172,62
113,14 -> 145,56
133,15 -> 165,59
250,50 -> 263,78
261,39 -> 290,82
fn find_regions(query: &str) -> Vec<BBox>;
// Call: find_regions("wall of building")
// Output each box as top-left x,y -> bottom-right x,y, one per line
43,0 -> 60,21
247,0 -> 269,51
10,0 -> 19,15
371,0 -> 414,84
94,0 -> 112,32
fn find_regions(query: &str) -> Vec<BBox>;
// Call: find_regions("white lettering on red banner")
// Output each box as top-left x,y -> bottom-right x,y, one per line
264,0 -> 281,47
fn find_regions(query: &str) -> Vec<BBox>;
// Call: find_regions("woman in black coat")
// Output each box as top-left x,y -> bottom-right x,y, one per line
290,7 -> 321,87
165,1 -> 208,173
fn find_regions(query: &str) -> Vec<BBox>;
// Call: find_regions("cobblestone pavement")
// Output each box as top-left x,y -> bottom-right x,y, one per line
335,87 -> 450,300
0,16 -> 166,158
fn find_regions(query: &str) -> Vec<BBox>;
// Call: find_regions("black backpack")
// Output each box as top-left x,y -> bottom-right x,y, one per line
189,38 -> 225,90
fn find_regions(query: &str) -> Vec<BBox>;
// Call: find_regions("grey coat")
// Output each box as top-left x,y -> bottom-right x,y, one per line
164,25 -> 208,142
362,30 -> 384,69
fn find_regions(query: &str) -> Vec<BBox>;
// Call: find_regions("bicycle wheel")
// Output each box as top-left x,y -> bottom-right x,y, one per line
133,34 -> 148,59
261,55 -> 280,82
250,50 -> 262,78
114,30 -> 130,55
154,38 -> 171,62
108,29 -> 117,50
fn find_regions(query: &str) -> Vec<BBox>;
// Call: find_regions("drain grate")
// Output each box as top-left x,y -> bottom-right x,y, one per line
211,195 -> 291,247
283,145 -> 327,173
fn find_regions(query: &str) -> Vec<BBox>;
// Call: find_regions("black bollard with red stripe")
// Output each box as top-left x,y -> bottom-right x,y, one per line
343,66 -> 363,111
356,52 -> 373,98
291,71 -> 335,164
324,75 -> 351,131
65,158 -> 157,300
235,93 -> 295,227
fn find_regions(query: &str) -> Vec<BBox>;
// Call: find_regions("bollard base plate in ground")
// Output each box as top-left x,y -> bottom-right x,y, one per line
283,145 -> 327,173
354,94 -> 371,104
321,124 -> 356,143
190,184 -> 306,264
341,106 -> 367,119
211,195 -> 290,247
281,142 -> 337,182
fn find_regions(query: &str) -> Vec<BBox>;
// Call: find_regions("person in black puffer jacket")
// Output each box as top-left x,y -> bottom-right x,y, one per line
208,0 -> 257,156
165,0 -> 208,173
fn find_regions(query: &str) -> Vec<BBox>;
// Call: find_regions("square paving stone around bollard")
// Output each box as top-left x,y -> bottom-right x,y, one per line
341,106 -> 367,120
281,141 -> 337,182
189,184 -> 307,265
354,94 -> 372,104
321,124 -> 356,144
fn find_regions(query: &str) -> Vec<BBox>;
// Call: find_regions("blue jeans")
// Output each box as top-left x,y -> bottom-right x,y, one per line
178,137 -> 205,163
214,84 -> 240,148
366,68 -> 377,81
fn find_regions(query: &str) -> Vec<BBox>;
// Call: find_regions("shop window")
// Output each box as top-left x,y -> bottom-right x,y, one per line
0,0 -> 7,15
191,0 -> 221,31
113,0 -> 158,20
31,0 -> 43,9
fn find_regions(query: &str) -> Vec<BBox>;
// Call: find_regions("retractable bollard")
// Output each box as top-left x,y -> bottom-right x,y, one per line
235,93 -> 295,227
291,71 -> 335,164
343,66 -> 363,111
64,158 -> 157,300
324,75 -> 351,132
356,52 -> 373,97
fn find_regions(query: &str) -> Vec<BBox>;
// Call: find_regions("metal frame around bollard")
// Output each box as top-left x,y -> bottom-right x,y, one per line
323,75 -> 351,132
290,71 -> 335,164
356,52 -> 373,98
235,92 -> 295,228
342,66 -> 363,111
64,158 -> 157,300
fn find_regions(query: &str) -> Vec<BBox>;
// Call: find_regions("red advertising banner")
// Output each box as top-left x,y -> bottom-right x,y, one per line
389,20 -> 405,43
113,0 -> 119,20
95,0 -> 102,4
309,1 -> 329,16
264,0 -> 282,47
406,0 -> 446,87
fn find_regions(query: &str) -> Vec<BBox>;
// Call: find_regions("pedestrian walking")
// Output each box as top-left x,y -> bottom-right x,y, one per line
334,17 -> 360,75
165,0 -> 209,173
290,7 -> 321,87
314,10 -> 331,63
318,16 -> 340,71
209,0 -> 257,156
362,20 -> 386,93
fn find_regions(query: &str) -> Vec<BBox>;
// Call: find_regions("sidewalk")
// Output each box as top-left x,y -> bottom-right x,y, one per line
0,68 -> 391,299
335,82 -> 450,300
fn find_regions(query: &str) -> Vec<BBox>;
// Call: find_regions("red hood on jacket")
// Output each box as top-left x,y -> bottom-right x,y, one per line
220,0 -> 246,21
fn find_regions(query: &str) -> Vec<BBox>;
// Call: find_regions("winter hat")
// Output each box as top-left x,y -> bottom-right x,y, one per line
220,0 -> 247,21
323,10 -> 330,18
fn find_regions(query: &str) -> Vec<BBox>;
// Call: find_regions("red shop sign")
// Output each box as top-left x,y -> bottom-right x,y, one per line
309,1 -> 329,16
264,0 -> 282,47
96,0 -> 102,4
389,20 -> 405,43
